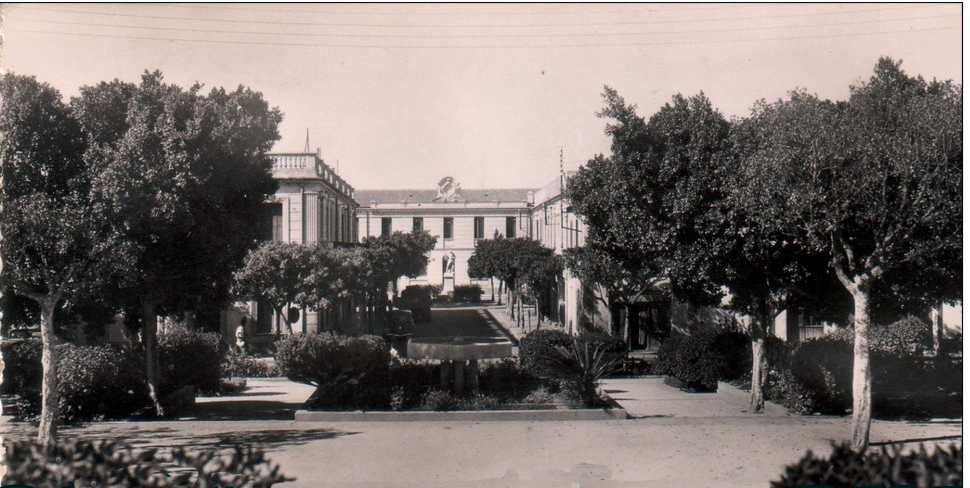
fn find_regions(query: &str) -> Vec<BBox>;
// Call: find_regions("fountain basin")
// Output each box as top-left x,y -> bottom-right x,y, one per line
407,336 -> 513,361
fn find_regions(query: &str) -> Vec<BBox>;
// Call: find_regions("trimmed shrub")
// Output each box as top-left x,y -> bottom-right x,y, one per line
654,333 -> 724,391
1,339 -> 42,401
764,335 -> 792,371
3,438 -> 292,487
1,341 -> 150,422
398,285 -> 432,322
452,284 -> 483,303
479,358 -> 542,400
274,333 -> 391,410
764,368 -> 816,415
519,329 -> 574,379
772,442 -> 961,488
788,336 -> 853,414
158,325 -> 226,395
420,389 -> 460,411
829,316 -> 934,356
58,344 -> 151,422
222,351 -> 282,378
711,330 -> 751,382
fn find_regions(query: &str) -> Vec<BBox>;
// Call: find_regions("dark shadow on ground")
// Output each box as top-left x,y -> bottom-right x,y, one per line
871,434 -> 963,447
182,400 -> 306,421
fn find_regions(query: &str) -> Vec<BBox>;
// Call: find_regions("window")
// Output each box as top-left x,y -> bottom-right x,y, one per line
443,217 -> 453,239
473,217 -> 484,239
381,217 -> 392,238
413,217 -> 423,233
506,216 -> 516,238
264,203 -> 282,242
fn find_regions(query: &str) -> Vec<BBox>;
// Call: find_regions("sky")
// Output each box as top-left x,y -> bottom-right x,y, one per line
1,3 -> 962,190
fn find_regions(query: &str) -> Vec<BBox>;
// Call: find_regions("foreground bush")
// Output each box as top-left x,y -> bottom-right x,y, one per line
223,350 -> 282,378
654,333 -> 724,391
0,339 -> 42,401
159,325 -> 226,395
3,438 -> 292,487
1,341 -> 150,422
539,338 -> 622,406
274,333 -> 391,409
452,284 -> 483,303
765,331 -> 961,418
711,330 -> 751,382
519,329 -> 574,379
772,442 -> 961,488
787,336 -> 853,414
58,344 -> 152,422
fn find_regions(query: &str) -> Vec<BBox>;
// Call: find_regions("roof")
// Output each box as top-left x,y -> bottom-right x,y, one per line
356,188 -> 533,206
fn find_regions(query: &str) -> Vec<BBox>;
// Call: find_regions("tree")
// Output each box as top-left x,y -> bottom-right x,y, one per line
735,58 -> 961,448
468,235 -> 504,304
520,250 -> 562,328
0,74 -> 134,445
361,230 -> 437,296
233,242 -> 319,334
477,237 -> 555,327
73,71 -> 281,415
562,245 -> 664,318
567,90 -> 731,343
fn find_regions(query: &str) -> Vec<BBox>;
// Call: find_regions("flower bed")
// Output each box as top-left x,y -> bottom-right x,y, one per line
275,331 -> 625,413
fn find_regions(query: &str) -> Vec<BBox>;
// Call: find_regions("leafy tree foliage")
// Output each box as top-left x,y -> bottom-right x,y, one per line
0,73 -> 135,445
734,58 -> 961,448
233,242 -> 319,334
470,237 -> 558,327
72,71 -> 281,414
468,232 -> 509,304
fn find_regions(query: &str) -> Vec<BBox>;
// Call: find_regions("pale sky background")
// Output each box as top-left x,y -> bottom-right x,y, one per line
1,3 -> 962,190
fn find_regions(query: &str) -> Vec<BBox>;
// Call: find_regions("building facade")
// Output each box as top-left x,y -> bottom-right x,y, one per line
356,178 -> 532,295
234,151 -> 360,343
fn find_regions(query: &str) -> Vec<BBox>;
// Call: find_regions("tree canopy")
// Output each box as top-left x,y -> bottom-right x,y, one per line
732,57 -> 961,448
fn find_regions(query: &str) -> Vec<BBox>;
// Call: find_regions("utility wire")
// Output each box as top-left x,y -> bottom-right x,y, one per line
10,4 -> 931,29
12,13 -> 956,39
154,3 -> 914,17
8,24 -> 959,49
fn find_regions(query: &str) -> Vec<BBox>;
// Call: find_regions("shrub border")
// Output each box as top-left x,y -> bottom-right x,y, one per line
295,404 -> 629,422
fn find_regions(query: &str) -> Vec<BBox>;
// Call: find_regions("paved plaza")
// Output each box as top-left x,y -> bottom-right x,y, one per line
1,374 -> 959,488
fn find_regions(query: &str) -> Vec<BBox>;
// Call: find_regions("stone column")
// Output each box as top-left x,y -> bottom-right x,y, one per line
305,192 -> 319,243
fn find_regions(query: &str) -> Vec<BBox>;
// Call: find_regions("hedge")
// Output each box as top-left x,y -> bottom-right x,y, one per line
4,438 -> 292,487
773,442 -> 961,488
654,333 -> 724,391
274,333 -> 391,410
158,325 -> 226,395
0,340 -> 150,422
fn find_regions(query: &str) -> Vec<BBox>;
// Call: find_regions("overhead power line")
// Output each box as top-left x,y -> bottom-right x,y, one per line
8,24 -> 959,50
155,3 -> 750,16
13,13 -> 957,39
10,4 -> 930,29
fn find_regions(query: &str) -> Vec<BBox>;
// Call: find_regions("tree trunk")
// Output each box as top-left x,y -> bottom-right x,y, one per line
37,299 -> 61,447
490,277 -> 495,303
749,314 -> 770,413
849,288 -> 872,450
142,299 -> 164,417
932,300 -> 944,355
497,279 -> 503,305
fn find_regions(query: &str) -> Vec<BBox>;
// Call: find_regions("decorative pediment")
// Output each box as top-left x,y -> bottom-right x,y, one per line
433,176 -> 464,202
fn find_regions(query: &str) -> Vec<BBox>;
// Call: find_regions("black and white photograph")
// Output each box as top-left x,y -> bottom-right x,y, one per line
0,2 -> 962,487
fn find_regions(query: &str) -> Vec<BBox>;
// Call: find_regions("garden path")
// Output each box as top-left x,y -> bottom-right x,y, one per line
602,376 -> 789,418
